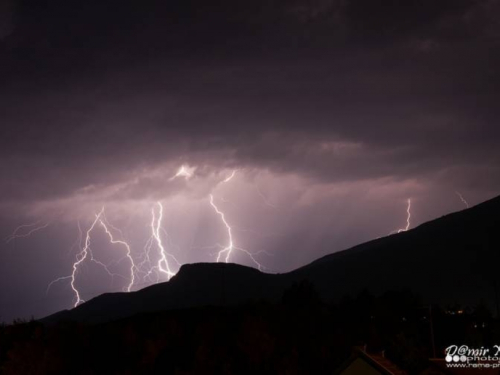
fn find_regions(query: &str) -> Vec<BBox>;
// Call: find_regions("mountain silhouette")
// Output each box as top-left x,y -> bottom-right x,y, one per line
42,195 -> 500,324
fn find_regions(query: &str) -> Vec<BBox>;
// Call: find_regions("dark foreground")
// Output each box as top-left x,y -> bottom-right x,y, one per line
1,285 -> 498,375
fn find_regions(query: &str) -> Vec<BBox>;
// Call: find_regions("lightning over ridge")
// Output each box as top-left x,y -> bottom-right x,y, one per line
455,191 -> 470,208
397,198 -> 412,233
206,170 -> 267,270
151,202 -> 177,280
48,208 -> 135,306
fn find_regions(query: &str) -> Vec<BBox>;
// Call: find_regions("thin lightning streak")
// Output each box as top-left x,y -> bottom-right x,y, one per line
136,236 -> 157,283
207,169 -> 267,269
99,218 -> 136,292
65,221 -> 84,258
151,202 -> 176,280
5,221 -> 51,243
70,208 -> 104,307
102,216 -> 126,238
50,208 -> 129,306
135,207 -> 169,284
455,191 -> 470,208
222,170 -> 237,183
397,199 -> 412,233
210,194 -> 234,263
256,185 -> 277,208
209,194 -> 264,270
46,276 -> 72,295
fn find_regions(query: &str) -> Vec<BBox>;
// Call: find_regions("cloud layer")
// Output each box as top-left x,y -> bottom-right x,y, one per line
0,0 -> 499,321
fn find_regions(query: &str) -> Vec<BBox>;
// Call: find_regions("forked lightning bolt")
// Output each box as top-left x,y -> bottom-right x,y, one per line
48,208 -> 136,306
209,194 -> 264,269
70,209 -> 104,306
99,217 -> 136,292
207,170 -> 266,269
133,202 -> 182,285
43,167 -> 274,309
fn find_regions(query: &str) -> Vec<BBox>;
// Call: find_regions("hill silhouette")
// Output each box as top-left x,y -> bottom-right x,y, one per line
42,195 -> 500,324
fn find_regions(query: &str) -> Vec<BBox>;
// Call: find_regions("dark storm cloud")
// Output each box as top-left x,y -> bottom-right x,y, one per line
0,0 -> 499,207
1,0 -> 500,323
0,0 -> 17,40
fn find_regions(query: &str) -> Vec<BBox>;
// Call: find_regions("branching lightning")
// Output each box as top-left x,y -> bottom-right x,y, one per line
99,217 -> 136,292
135,202 -> 180,283
151,202 -> 176,280
206,170 -> 267,270
11,161 -> 485,315
209,194 -> 265,270
5,221 -> 51,243
455,191 -> 470,208
48,208 -> 136,306
42,167 -> 273,309
69,208 -> 104,306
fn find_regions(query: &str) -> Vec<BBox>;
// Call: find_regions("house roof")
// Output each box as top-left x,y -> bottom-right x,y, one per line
335,347 -> 408,375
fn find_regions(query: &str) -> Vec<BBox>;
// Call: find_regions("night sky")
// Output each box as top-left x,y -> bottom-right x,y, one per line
0,0 -> 499,322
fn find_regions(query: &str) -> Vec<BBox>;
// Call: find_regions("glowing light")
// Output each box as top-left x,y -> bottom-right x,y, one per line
397,199 -> 412,233
170,165 -> 196,180
455,191 -> 470,208
5,221 -> 50,243
222,170 -> 237,183
44,168 -> 273,309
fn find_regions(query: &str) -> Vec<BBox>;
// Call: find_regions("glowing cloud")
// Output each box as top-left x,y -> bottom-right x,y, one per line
170,165 -> 196,180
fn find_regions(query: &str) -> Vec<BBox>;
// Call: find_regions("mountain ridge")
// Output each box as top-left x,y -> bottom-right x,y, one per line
42,194 -> 500,324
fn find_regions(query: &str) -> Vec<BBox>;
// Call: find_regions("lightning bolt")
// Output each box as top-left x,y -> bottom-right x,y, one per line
397,198 -> 412,233
45,167 -> 274,309
69,208 -> 104,306
209,194 -> 265,270
5,221 -> 51,243
48,208 -> 132,306
455,191 -> 470,208
66,221 -> 84,257
99,216 -> 136,292
210,194 -> 235,263
151,202 -> 176,280
135,202 -> 180,284
222,169 -> 237,183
